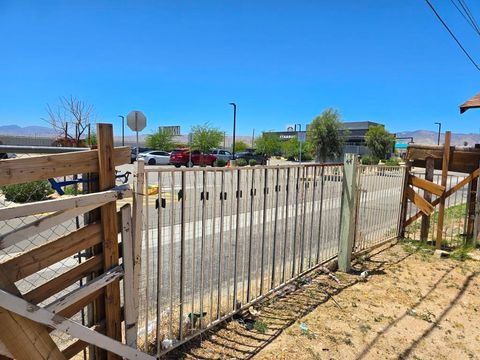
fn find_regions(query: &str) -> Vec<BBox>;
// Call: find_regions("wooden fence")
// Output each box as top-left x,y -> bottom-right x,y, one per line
0,124 -> 153,360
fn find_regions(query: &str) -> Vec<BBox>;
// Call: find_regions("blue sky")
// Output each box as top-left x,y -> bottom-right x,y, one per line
1,0 -> 480,136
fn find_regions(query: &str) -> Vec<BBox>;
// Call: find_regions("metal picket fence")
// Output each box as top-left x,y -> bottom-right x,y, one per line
354,165 -> 406,252
137,164 -> 343,354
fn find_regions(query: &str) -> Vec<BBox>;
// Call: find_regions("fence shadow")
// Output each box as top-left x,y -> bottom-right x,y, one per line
169,243 -> 410,360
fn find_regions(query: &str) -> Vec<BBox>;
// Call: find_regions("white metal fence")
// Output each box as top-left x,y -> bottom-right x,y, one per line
136,162 -> 406,356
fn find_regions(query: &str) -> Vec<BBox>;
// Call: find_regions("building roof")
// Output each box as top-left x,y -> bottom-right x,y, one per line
460,93 -> 480,113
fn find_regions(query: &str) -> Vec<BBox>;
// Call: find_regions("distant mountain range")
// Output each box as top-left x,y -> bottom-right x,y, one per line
1,124 -> 479,146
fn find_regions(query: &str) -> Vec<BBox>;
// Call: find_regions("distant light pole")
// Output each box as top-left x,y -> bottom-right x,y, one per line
229,102 -> 237,158
252,128 -> 255,148
295,124 -> 302,162
118,115 -> 125,146
434,122 -> 442,145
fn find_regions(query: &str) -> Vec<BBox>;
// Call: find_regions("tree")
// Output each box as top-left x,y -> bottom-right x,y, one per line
191,123 -> 224,153
43,96 -> 94,147
233,140 -> 248,152
282,137 -> 300,160
365,125 -> 395,161
307,108 -> 346,162
145,128 -> 175,151
255,132 -> 282,157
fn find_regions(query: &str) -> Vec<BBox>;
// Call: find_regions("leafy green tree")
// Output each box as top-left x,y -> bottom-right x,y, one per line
191,123 -> 224,153
233,140 -> 248,152
255,132 -> 282,157
282,137 -> 300,160
85,131 -> 97,146
145,128 -> 175,151
365,125 -> 395,161
307,108 -> 346,162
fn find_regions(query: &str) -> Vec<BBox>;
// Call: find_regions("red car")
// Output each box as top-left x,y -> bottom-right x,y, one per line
169,149 -> 217,167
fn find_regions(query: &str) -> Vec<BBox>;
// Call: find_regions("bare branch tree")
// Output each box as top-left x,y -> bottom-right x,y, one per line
42,96 -> 95,146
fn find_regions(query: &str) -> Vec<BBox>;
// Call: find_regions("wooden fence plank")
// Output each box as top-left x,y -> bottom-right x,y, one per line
0,185 -> 131,221
420,158 -> 434,241
97,123 -> 122,359
404,168 -> 480,227
120,204 -> 138,347
0,289 -> 155,360
45,266 -> 123,314
0,267 -> 65,360
132,159 -> 144,330
2,223 -> 103,282
409,174 -> 445,196
0,203 -> 99,250
0,147 -> 130,187
62,324 -> 104,359
436,131 -> 451,249
406,187 -> 434,215
24,256 -> 103,304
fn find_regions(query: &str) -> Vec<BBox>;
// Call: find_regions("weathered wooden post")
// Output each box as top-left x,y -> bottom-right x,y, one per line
435,131 -> 451,249
97,123 -> 122,360
420,158 -> 434,241
338,153 -> 358,272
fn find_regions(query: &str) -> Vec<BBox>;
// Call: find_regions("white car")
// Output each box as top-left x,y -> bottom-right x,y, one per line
138,150 -> 171,165
210,149 -> 233,162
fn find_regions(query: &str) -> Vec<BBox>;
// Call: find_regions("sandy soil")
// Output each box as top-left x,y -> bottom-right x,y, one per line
170,241 -> 480,360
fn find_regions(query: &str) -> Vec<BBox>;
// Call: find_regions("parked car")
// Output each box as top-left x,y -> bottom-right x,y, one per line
130,147 -> 151,163
169,148 -> 217,167
210,149 -> 234,162
137,150 -> 171,165
234,151 -> 267,165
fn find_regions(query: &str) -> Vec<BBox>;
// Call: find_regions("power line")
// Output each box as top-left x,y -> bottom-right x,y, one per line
424,0 -> 480,71
458,0 -> 480,33
449,0 -> 480,34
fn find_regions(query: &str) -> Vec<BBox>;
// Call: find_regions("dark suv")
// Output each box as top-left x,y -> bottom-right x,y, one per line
234,150 -> 267,165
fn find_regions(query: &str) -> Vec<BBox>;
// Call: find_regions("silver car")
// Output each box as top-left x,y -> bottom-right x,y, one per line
210,149 -> 233,162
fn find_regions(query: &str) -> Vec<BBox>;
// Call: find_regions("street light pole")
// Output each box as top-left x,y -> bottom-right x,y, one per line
295,124 -> 302,163
252,128 -> 255,148
229,102 -> 237,158
434,122 -> 442,145
118,115 -> 125,146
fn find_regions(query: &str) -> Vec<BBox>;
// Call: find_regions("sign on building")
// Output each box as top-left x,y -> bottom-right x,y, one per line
159,126 -> 181,135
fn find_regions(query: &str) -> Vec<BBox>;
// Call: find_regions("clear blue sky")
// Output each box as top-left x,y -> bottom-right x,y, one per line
1,0 -> 480,136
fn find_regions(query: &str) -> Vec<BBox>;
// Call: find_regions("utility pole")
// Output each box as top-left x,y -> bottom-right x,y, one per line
223,131 -> 226,149
295,124 -> 302,163
252,128 -> 255,148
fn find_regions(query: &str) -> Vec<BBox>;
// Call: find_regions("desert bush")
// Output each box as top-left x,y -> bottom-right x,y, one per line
236,158 -> 248,167
249,159 -> 257,166
214,159 -> 227,167
1,180 -> 53,203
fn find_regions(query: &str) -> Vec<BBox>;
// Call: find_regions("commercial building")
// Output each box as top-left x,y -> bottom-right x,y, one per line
269,121 -> 383,160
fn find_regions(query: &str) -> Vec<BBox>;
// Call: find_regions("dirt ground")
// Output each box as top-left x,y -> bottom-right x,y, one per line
170,241 -> 480,360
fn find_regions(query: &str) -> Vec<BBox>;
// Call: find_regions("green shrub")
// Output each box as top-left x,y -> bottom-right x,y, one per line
236,158 -> 248,167
248,159 -> 257,166
301,152 -> 313,161
214,159 -> 227,167
384,158 -> 400,166
1,180 -> 53,203
361,155 -> 378,165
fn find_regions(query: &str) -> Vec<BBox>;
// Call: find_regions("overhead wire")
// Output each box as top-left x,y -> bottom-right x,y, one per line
449,0 -> 480,34
458,0 -> 480,34
424,0 -> 480,71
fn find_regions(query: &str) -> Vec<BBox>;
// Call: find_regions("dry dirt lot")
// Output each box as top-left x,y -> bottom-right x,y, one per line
170,241 -> 480,360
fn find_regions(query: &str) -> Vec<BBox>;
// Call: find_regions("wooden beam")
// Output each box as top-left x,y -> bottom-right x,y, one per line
420,158 -> 434,241
45,266 -> 123,315
120,204 -> 138,348
97,123 -> 122,359
62,324 -> 104,359
0,185 -> 131,221
2,223 -> 103,282
0,147 -> 130,187
0,289 -> 155,360
406,187 -> 434,215
57,289 -> 104,319
409,174 -> 445,196
0,267 -> 65,360
24,255 -> 103,305
436,131 -> 451,249
0,203 -> 99,251
404,168 -> 480,227
399,161 -> 412,238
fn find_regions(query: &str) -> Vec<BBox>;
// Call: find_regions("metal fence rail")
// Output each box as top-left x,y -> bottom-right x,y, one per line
138,163 -> 345,355
354,165 -> 405,252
